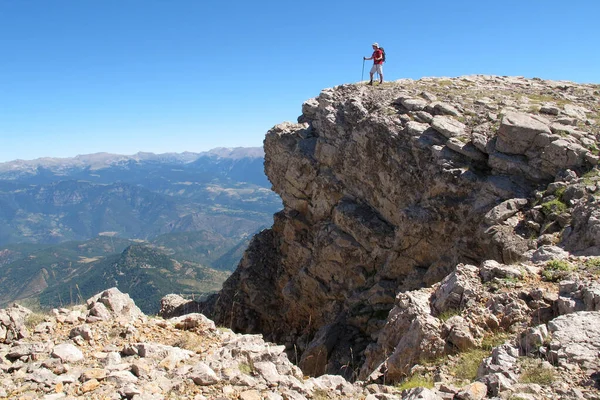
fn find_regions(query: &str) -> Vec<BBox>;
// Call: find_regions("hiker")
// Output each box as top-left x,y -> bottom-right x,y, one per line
364,42 -> 384,85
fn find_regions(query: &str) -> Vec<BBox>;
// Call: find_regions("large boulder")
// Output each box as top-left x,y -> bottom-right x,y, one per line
547,311 -> 600,371
495,111 -> 551,155
86,288 -> 145,322
0,304 -> 32,343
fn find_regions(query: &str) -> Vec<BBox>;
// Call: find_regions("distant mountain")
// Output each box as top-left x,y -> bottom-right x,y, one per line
0,236 -> 231,313
0,148 -> 280,246
0,147 -> 280,312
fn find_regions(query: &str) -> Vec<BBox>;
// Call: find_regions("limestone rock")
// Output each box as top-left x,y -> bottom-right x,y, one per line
86,288 -> 145,322
189,362 -> 220,385
51,343 -> 84,363
548,311 -> 600,370
495,111 -> 551,155
431,115 -> 466,138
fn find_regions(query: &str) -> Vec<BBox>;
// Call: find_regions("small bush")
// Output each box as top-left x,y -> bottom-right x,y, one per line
584,258 -> 600,275
546,260 -> 571,271
541,199 -> 567,215
519,358 -> 556,385
172,331 -> 204,353
397,374 -> 435,390
450,349 -> 489,382
438,308 -> 461,322
542,260 -> 572,282
25,313 -> 47,329
481,332 -> 510,351
238,361 -> 254,375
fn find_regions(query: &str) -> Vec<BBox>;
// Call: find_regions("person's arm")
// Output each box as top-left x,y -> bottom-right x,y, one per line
364,55 -> 373,60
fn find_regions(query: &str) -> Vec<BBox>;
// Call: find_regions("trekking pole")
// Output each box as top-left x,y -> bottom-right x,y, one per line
361,58 -> 365,82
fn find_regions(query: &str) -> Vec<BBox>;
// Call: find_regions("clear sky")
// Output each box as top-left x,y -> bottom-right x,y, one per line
1,0 -> 598,162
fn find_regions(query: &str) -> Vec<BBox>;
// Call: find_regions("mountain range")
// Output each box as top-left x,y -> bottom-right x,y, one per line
0,147 -> 281,312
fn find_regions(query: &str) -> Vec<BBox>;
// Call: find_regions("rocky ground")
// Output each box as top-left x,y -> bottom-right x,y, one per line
2,259 -> 600,399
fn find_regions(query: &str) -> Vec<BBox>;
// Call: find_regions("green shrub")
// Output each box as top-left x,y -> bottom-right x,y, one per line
481,332 -> 510,351
542,260 -> 572,282
450,349 -> 489,382
584,258 -> 600,275
438,308 -> 461,322
238,361 -> 254,375
25,313 -> 47,329
519,358 -> 556,385
397,374 -> 435,390
546,260 -> 571,271
541,199 -> 567,215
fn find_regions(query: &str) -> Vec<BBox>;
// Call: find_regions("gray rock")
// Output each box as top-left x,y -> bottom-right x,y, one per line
403,387 -> 442,400
445,138 -> 487,162
443,315 -> 481,351
431,101 -> 461,117
106,370 -> 138,386
539,105 -> 560,115
159,294 -> 193,319
406,121 -> 430,136
169,313 -> 216,332
431,115 -> 466,138
86,288 -> 145,321
540,139 -> 588,174
189,362 -> 219,385
69,325 -> 93,341
519,325 -> 549,355
135,342 -> 193,360
401,98 -> 428,111
548,311 -> 600,370
51,343 -> 83,362
495,111 -> 551,155
431,264 -> 482,313
563,104 -> 589,119
479,260 -> 523,282
27,367 -> 57,385
360,288 -> 445,382
531,245 -> 569,262
455,382 -> 487,400
484,198 -> 528,225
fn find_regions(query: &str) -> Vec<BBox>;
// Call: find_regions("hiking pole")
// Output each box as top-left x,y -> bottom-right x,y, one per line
361,58 -> 365,82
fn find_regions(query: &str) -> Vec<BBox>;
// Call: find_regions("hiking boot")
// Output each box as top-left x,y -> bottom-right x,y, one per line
368,81 -> 373,85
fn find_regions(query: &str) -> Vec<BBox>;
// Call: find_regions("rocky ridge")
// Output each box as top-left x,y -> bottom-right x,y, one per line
193,76 -> 600,392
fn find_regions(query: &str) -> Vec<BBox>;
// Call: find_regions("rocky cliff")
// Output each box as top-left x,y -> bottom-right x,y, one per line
3,76 -> 600,399
201,76 -> 600,382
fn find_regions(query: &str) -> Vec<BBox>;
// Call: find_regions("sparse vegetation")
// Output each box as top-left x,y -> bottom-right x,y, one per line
519,358 -> 556,385
396,374 -> 435,390
541,199 -> 567,216
449,348 -> 489,382
24,312 -> 47,329
481,332 -> 510,351
584,258 -> 600,275
238,361 -> 254,375
438,308 -> 461,322
542,260 -> 572,282
173,331 -> 204,353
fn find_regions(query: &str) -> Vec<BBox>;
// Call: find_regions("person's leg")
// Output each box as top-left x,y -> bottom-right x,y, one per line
377,65 -> 383,84
369,65 -> 376,84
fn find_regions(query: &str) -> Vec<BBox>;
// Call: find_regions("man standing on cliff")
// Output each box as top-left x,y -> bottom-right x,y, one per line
364,42 -> 384,85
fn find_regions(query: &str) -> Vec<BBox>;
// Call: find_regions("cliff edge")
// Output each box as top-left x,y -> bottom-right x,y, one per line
201,76 -> 600,383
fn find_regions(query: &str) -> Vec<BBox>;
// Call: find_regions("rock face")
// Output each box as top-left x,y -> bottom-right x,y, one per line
202,75 -> 600,379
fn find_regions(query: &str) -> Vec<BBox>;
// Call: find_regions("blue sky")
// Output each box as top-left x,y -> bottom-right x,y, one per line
0,0 -> 598,162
